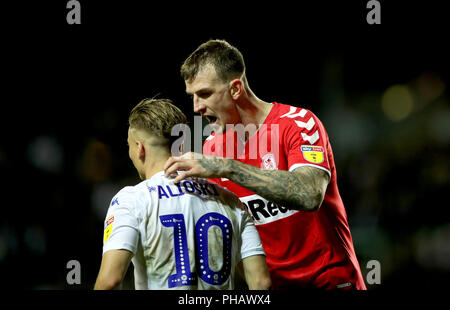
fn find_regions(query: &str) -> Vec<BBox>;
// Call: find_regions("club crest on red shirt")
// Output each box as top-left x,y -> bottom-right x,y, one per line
261,153 -> 277,170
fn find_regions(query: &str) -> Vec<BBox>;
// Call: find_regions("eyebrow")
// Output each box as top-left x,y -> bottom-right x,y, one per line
186,87 -> 212,95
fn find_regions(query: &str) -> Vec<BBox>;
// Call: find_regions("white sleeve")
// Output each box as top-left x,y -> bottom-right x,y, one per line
102,187 -> 140,255
239,210 -> 266,260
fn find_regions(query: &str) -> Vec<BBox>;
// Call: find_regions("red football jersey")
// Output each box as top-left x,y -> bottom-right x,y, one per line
203,102 -> 366,289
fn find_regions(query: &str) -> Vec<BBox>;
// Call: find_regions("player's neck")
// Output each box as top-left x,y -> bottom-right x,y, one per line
143,153 -> 170,180
237,86 -> 273,130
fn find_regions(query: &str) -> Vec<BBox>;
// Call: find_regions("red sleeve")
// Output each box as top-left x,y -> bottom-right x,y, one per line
282,109 -> 331,176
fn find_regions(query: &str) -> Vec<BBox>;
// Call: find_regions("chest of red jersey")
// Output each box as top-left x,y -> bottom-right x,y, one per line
203,122 -> 296,225
204,121 -> 289,171
203,102 -> 332,225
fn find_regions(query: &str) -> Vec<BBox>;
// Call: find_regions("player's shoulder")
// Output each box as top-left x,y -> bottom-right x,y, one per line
110,179 -> 150,208
271,102 -> 326,137
197,177 -> 247,213
184,175 -> 224,199
270,102 -> 316,123
116,180 -> 148,195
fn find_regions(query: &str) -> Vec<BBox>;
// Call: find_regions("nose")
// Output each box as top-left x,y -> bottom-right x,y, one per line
193,95 -> 206,114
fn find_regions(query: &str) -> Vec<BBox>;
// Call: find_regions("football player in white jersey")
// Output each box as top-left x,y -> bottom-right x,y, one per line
94,98 -> 271,290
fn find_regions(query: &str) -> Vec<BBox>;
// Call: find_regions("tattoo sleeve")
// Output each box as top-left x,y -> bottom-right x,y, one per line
200,157 -> 330,212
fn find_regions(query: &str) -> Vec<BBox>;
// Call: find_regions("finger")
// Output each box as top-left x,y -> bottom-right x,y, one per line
166,160 -> 198,178
173,171 -> 191,183
164,156 -> 182,175
163,157 -> 174,173
165,161 -> 184,178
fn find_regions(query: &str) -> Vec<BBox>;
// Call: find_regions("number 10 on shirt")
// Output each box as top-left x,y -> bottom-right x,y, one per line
160,212 -> 233,288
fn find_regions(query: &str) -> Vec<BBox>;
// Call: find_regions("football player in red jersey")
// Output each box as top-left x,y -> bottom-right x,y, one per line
164,39 -> 366,290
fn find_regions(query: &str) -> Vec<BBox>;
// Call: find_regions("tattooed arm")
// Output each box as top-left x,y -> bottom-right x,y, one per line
164,152 -> 330,212
226,160 -> 329,212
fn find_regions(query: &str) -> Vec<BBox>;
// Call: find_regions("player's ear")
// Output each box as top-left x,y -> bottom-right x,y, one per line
229,78 -> 243,100
137,141 -> 146,161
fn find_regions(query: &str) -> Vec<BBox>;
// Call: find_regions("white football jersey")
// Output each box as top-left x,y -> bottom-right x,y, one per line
102,171 -> 265,290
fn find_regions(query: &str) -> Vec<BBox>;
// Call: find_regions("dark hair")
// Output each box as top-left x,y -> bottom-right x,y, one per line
181,39 -> 245,83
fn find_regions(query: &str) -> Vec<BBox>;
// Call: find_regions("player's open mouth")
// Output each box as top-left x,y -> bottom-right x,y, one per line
205,115 -> 218,124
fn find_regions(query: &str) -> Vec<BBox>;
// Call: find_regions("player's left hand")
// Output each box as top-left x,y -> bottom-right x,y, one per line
164,152 -> 231,183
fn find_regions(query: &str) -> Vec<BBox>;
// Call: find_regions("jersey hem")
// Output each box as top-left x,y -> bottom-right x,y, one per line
240,250 -> 266,261
103,243 -> 136,255
289,163 -> 331,178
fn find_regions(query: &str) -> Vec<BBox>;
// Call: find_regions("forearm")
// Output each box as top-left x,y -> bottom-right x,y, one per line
165,153 -> 329,211
94,249 -> 132,290
242,255 -> 272,290
224,159 -> 327,212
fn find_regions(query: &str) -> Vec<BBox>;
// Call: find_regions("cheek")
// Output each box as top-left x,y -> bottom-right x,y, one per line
214,96 -> 234,115
129,147 -> 137,164
221,102 -> 238,121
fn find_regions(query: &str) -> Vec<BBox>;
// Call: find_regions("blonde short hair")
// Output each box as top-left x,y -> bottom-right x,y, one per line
129,98 -> 187,146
